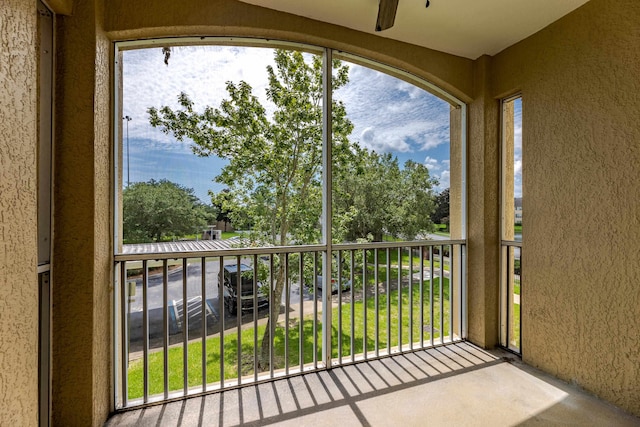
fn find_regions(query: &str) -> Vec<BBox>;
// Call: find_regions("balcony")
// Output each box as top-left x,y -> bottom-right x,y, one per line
110,239 -> 639,426
106,342 -> 638,426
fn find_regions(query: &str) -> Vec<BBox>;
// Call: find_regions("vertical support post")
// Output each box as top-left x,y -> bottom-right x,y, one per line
448,245 -> 453,342
313,253 -> 318,369
419,246 -> 424,347
409,248 -> 413,349
439,245 -> 444,344
519,247 -> 522,353
219,256 -> 225,388
253,254 -> 259,382
429,246 -> 434,347
120,262 -> 128,407
397,247 -> 402,351
462,244 -> 467,339
321,47 -> 333,367
337,251 -> 343,364
142,261 -> 149,403
182,259 -> 188,395
269,255 -> 274,377
374,249 -> 379,357
284,254 -> 290,375
386,248 -> 391,355
363,249 -> 367,359
299,253 -> 304,370
236,256 -> 242,384
350,250 -> 355,361
162,260 -> 169,399
201,257 -> 207,392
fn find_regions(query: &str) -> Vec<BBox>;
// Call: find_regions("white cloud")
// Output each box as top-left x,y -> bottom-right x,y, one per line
122,45 -> 277,151
122,45 -> 455,198
361,127 -> 375,144
424,156 -> 441,172
420,133 -> 448,151
422,156 -> 450,191
514,159 -> 522,176
334,63 -> 450,156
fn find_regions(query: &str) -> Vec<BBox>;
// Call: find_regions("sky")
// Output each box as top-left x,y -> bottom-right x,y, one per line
121,45 -> 521,202
513,98 -> 523,199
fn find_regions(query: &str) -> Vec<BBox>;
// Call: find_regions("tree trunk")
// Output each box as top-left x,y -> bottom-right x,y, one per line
258,262 -> 285,370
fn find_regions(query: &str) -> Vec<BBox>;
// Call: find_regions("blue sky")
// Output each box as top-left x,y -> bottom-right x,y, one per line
122,45 -> 475,202
513,98 -> 523,198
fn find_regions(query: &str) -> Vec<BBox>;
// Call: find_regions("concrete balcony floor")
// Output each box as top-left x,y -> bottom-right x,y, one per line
106,342 -> 640,426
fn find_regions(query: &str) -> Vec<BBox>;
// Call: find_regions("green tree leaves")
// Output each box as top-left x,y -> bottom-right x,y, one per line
334,152 -> 437,241
148,50 -> 355,247
123,180 -> 209,243
145,48 -> 440,367
431,187 -> 450,227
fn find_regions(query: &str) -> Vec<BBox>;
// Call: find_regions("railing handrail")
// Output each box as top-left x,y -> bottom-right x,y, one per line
115,239 -> 467,262
501,240 -> 522,248
115,240 -> 467,408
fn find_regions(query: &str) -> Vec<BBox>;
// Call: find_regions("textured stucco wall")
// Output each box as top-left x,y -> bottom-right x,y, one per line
52,0 -> 112,424
466,55 -> 501,348
493,0 -> 640,416
92,0 -> 113,422
0,1 -> 39,425
46,0 -> 73,16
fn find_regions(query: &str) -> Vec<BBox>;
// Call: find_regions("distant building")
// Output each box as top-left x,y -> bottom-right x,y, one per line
514,197 -> 523,225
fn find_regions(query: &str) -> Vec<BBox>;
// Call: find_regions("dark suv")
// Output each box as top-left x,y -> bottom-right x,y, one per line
220,263 -> 269,315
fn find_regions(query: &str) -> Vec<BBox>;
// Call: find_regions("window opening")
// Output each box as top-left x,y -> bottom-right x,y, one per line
501,95 -> 522,353
113,38 -> 466,407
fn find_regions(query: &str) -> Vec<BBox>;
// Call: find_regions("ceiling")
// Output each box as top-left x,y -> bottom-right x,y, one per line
237,0 -> 590,59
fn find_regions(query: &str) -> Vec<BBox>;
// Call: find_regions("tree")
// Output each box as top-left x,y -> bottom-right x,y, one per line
210,189 -> 234,232
333,150 -> 398,241
333,151 -> 437,241
395,159 -> 438,239
123,179 -> 208,242
431,187 -> 450,227
148,49 -> 355,368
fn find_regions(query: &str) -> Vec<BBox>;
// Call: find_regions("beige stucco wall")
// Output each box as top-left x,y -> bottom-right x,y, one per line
52,0 -> 112,424
466,55 -> 501,348
0,1 -> 39,425
493,0 -> 640,415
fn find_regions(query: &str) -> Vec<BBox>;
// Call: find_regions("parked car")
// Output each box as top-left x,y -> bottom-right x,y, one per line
220,263 -> 269,315
315,275 -> 351,294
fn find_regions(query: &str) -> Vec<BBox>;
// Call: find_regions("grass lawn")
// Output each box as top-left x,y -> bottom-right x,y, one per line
512,302 -> 520,350
334,278 -> 451,358
127,278 -> 452,399
433,224 -> 450,237
367,248 -> 445,271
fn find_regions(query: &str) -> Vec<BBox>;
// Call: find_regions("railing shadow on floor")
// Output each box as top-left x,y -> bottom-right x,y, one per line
106,342 -> 504,427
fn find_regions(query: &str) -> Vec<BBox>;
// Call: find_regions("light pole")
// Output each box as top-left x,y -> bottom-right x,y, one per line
123,115 -> 132,186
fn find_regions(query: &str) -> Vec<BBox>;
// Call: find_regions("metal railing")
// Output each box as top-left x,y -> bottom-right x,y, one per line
114,240 -> 466,408
500,241 -> 522,353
